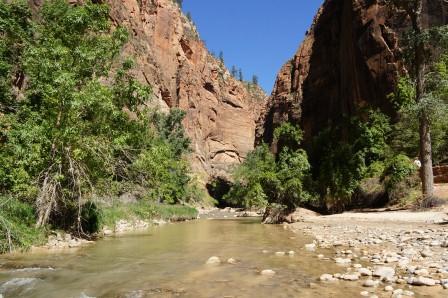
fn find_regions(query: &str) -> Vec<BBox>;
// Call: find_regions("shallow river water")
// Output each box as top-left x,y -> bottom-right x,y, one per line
0,219 -> 383,298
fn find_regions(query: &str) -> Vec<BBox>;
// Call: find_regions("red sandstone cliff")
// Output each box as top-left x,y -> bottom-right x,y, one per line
105,0 -> 266,182
259,0 -> 447,149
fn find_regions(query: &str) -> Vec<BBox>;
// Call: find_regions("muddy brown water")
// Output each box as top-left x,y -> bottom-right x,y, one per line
0,219 -> 408,297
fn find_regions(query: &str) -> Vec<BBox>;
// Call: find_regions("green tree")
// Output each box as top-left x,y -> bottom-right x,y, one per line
225,124 -> 311,210
0,0 -> 195,233
0,0 -> 32,113
219,51 -> 224,64
387,0 -> 448,200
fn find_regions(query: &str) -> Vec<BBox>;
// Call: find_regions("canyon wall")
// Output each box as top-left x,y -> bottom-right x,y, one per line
259,0 -> 447,150
106,0 -> 266,182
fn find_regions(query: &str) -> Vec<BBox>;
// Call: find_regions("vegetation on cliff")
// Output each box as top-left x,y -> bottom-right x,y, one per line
0,0 -> 202,253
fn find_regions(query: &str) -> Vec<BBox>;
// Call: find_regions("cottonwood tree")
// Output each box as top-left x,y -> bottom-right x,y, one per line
387,0 -> 448,201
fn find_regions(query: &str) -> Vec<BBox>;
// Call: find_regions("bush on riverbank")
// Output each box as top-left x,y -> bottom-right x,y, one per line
224,124 -> 314,212
0,197 -> 46,254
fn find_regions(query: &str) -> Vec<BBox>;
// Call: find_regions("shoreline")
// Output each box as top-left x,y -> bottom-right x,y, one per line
287,209 -> 448,297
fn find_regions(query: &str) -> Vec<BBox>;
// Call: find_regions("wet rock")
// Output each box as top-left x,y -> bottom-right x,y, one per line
360,291 -> 369,297
363,279 -> 379,287
152,219 -> 167,226
358,268 -> 372,276
334,257 -> 351,264
0,278 -> 39,292
305,243 -> 316,251
319,274 -> 337,282
341,274 -> 359,281
407,276 -> 437,286
206,256 -> 221,265
402,290 -> 414,296
372,266 -> 395,279
227,258 -> 238,265
103,229 -> 113,236
261,269 -> 276,276
275,251 -> 286,256
385,285 -> 394,292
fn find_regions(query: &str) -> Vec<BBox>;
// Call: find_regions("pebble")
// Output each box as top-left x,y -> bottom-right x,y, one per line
358,268 -> 372,276
360,291 -> 369,297
341,274 -> 359,281
414,268 -> 429,276
227,258 -> 237,265
363,279 -> 379,287
305,243 -> 316,251
319,274 -> 337,282
288,250 -> 295,255
403,290 -> 414,296
275,251 -> 286,256
335,257 -> 351,264
260,269 -> 276,276
420,249 -> 433,257
407,276 -> 437,286
372,266 -> 395,279
385,285 -> 394,292
206,256 -> 221,265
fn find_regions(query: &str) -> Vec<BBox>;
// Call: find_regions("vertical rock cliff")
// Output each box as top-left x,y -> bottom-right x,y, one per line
260,0 -> 447,149
106,0 -> 266,182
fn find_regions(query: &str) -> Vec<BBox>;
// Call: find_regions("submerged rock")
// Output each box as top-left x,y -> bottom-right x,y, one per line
305,243 -> 316,251
261,269 -> 276,276
319,274 -> 337,282
0,278 -> 39,292
206,256 -> 221,265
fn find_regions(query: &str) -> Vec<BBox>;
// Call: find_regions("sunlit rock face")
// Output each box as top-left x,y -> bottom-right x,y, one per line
259,0 -> 448,150
105,0 -> 267,182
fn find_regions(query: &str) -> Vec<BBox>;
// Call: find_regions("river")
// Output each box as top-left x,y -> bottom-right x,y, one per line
0,219 -> 366,297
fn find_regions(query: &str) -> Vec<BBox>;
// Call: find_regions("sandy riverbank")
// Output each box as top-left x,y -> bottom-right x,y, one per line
287,209 -> 448,297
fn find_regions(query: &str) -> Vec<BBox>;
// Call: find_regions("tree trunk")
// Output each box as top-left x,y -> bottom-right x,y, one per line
412,0 -> 434,200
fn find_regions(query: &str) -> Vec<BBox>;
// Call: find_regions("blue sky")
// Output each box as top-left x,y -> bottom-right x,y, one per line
182,0 -> 323,93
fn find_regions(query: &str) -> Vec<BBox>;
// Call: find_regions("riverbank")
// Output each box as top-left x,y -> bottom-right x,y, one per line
287,208 -> 448,297
1,202 -> 198,254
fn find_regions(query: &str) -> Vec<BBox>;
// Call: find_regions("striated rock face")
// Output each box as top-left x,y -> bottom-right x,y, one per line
106,0 -> 266,181
259,0 -> 448,149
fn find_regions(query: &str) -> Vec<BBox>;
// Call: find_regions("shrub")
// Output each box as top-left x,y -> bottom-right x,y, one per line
225,124 -> 312,210
0,197 -> 45,253
382,154 -> 419,203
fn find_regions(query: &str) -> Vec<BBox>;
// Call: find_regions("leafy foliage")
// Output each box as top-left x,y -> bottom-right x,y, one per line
0,0 -> 197,238
224,124 -> 312,209
0,197 -> 45,253
311,110 -> 392,211
390,57 -> 448,164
